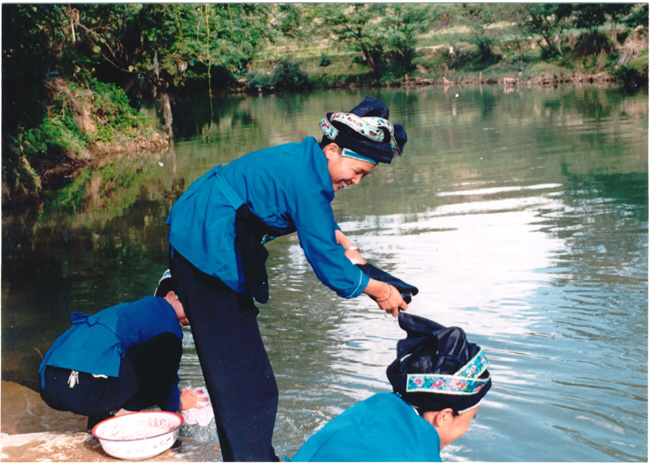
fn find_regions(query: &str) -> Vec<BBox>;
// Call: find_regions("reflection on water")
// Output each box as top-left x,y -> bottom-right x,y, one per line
2,87 -> 647,461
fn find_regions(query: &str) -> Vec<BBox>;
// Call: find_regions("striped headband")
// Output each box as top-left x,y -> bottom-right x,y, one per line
320,112 -> 402,157
406,347 -> 490,395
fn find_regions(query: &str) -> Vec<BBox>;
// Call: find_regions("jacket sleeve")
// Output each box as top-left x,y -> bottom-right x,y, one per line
291,186 -> 369,298
161,374 -> 181,412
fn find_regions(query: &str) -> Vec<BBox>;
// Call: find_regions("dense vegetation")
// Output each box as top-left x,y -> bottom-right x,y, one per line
2,3 -> 648,205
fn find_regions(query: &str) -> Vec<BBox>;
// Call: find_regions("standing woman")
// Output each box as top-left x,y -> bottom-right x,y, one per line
167,97 -> 409,461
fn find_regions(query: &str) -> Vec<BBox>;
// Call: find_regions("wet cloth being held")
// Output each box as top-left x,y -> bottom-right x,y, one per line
387,312 -> 492,413
355,263 -> 419,304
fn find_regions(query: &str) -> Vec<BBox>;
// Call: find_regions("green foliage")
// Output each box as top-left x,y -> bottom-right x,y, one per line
613,64 -> 646,91
313,4 -> 436,79
319,54 -> 332,67
86,80 -> 153,141
572,4 -> 609,33
41,115 -> 88,155
2,136 -> 42,204
515,4 -> 573,56
625,4 -> 649,28
572,31 -> 613,58
248,58 -> 311,92
470,37 -> 502,70
445,39 -> 501,73
269,58 -> 312,91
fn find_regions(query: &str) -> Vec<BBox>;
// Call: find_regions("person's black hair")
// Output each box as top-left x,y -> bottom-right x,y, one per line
319,136 -> 335,149
154,276 -> 175,298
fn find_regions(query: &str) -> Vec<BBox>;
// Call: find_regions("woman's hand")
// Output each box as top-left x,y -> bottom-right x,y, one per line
179,386 -> 210,411
363,279 -> 408,317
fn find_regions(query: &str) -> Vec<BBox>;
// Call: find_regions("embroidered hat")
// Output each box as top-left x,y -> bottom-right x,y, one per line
319,96 -> 408,165
154,269 -> 175,298
386,312 -> 492,413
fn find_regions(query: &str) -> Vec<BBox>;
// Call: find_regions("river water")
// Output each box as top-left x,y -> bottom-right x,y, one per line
2,86 -> 647,461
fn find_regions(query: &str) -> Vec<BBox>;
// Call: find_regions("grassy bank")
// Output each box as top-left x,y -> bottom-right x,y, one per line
246,24 -> 648,92
3,78 -> 169,205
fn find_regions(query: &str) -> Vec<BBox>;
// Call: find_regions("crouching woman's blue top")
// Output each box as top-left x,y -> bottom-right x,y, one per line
39,296 -> 183,412
292,392 -> 442,462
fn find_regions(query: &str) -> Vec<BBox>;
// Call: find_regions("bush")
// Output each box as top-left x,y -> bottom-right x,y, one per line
614,64 -> 647,90
248,58 -> 311,92
625,4 -> 649,28
319,53 -> 332,67
573,31 -> 612,57
446,40 -> 502,72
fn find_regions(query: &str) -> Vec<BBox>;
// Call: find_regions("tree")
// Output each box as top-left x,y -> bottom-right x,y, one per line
572,4 -> 608,33
383,4 -> 436,75
516,4 -> 574,58
313,3 -> 436,78
457,4 -> 514,70
603,4 -> 634,43
314,4 -> 384,76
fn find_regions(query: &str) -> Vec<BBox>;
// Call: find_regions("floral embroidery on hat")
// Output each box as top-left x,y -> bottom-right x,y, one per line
320,117 -> 339,141
405,347 -> 490,395
321,112 -> 403,157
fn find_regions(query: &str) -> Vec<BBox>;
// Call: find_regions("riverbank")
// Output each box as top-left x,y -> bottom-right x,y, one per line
0,381 -> 222,462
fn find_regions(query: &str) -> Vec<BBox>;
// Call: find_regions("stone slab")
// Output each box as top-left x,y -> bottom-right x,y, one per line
0,381 -> 222,462
0,432 -> 222,462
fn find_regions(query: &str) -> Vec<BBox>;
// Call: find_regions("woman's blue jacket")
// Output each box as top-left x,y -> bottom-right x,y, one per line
166,136 -> 369,298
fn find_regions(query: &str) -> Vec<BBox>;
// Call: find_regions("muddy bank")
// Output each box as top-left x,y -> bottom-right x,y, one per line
1,381 -> 222,462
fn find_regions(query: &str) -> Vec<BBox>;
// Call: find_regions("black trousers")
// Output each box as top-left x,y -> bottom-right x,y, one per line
171,249 -> 279,462
41,332 -> 182,417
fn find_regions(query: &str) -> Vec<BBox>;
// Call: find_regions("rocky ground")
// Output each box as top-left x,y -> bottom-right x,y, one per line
1,381 -> 222,462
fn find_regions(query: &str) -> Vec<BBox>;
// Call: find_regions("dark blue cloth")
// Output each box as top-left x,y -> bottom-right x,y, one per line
39,296 -> 183,411
387,312 -> 492,413
356,262 -> 419,304
292,393 -> 441,462
166,137 -> 369,298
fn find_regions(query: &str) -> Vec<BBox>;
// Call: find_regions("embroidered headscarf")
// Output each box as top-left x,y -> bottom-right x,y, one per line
319,96 -> 408,165
154,269 -> 175,297
387,312 -> 492,413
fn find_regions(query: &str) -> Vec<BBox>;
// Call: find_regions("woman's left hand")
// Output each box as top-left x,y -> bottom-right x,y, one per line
336,229 -> 366,264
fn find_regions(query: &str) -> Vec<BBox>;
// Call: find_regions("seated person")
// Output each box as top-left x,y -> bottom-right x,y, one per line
39,270 -> 201,429
292,312 -> 492,462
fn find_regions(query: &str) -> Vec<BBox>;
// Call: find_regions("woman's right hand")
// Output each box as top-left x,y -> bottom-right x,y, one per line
179,386 -> 210,410
364,280 -> 408,317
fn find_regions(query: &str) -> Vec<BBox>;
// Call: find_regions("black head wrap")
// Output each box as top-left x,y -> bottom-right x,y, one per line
320,96 -> 408,164
386,312 -> 492,412
154,269 -> 175,298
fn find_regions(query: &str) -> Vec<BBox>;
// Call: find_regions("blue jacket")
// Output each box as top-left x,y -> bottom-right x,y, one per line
39,296 -> 183,411
292,393 -> 442,462
166,137 -> 369,298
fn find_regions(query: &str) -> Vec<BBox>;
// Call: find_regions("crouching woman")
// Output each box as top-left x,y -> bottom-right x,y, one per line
38,270 -> 199,430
